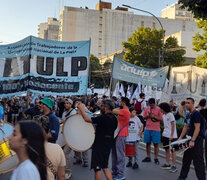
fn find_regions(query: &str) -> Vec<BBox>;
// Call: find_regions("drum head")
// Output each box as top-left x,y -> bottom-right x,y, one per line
56,124 -> 65,147
63,114 -> 95,152
0,154 -> 18,174
0,123 -> 13,140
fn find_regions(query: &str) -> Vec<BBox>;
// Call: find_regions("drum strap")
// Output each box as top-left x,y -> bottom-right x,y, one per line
46,157 -> 57,176
117,121 -> 129,137
65,109 -> 74,118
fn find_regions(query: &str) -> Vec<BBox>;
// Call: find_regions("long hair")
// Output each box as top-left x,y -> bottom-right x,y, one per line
18,121 -> 47,180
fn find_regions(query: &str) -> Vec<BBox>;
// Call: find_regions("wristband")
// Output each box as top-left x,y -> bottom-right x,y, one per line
191,139 -> 195,142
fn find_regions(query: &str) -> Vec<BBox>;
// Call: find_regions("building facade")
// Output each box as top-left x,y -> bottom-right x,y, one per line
58,1 -> 201,64
38,18 -> 59,41
161,2 -> 194,20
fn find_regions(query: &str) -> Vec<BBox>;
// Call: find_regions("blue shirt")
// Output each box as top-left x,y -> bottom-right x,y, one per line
48,113 -> 60,140
0,106 -> 4,120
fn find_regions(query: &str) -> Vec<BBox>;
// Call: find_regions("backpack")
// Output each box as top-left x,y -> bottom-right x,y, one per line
134,100 -> 143,115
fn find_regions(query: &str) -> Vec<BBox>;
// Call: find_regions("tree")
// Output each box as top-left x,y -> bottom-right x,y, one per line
164,37 -> 186,66
193,19 -> 207,68
122,27 -> 186,68
89,54 -> 102,88
178,0 -> 207,19
122,27 -> 164,68
90,54 -> 102,72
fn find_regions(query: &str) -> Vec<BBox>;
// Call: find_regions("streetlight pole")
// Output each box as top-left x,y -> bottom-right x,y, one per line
122,4 -> 165,67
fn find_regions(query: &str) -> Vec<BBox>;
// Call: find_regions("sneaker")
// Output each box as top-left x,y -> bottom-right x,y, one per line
169,165 -> 177,173
73,160 -> 82,165
82,162 -> 88,167
126,161 -> 132,167
142,157 -> 151,162
154,158 -> 160,165
160,164 -> 171,170
65,172 -> 72,179
113,175 -> 126,180
132,162 -> 139,169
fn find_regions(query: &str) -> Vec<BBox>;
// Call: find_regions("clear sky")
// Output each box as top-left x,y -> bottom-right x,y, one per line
0,0 -> 177,44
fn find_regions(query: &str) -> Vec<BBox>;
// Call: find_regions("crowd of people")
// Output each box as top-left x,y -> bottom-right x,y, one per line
0,92 -> 207,180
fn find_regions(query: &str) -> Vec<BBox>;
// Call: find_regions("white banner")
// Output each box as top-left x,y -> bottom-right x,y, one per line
161,65 -> 207,104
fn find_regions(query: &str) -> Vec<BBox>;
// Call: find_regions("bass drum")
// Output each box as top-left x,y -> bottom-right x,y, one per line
63,114 -> 95,152
56,124 -> 65,147
0,123 -> 18,175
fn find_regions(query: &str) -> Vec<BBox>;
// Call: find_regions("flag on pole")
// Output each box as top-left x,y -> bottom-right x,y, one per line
120,84 -> 125,97
113,81 -> 120,97
131,84 -> 140,100
126,84 -> 133,99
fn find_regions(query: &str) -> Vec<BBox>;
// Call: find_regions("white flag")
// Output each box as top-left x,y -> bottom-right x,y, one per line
131,84 -> 140,100
126,84 -> 133,99
113,81 -> 120,97
120,84 -> 125,97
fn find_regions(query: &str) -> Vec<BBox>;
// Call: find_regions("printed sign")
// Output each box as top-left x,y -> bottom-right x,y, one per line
0,36 -> 90,97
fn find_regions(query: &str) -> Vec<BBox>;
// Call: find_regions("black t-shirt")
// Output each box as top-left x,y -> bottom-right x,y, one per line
187,110 -> 205,137
200,108 -> 207,122
91,113 -> 118,152
24,106 -> 41,119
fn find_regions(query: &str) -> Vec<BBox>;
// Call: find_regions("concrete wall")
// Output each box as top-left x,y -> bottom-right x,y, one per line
58,6 -> 201,59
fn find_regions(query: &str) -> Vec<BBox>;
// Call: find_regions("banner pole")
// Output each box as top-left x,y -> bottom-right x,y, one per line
109,77 -> 113,98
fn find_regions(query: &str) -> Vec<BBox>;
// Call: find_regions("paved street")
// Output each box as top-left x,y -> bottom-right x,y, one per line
0,145 -> 199,180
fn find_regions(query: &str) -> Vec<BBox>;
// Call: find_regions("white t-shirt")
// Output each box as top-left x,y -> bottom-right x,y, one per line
162,112 -> 177,138
126,116 -> 143,142
11,159 -> 40,180
61,109 -> 76,121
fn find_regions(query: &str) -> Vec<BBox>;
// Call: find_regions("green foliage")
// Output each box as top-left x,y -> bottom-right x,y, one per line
193,20 -> 207,68
122,27 -> 164,68
90,54 -> 102,71
164,37 -> 186,66
178,0 -> 207,19
89,54 -> 110,88
122,27 -> 186,68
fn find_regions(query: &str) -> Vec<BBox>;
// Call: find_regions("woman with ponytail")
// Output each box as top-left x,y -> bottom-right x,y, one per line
8,121 -> 47,180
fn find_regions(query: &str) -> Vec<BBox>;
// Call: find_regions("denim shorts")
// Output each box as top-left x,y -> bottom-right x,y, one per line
144,130 -> 161,144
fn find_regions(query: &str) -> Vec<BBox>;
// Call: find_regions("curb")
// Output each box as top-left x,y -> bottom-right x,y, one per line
139,141 -> 195,169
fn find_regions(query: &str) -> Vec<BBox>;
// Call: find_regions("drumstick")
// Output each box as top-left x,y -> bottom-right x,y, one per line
177,147 -> 190,156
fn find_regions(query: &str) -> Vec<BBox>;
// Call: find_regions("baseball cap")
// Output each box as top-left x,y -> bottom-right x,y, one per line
65,98 -> 73,105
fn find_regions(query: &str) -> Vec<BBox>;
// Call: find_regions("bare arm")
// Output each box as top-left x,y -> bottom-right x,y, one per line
57,166 -> 66,180
77,103 -> 92,123
139,125 -> 144,137
189,123 -> 200,148
149,114 -> 162,121
112,108 -> 120,115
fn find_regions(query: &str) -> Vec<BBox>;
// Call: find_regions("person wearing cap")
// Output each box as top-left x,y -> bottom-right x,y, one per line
61,98 -> 76,179
61,99 -> 76,123
40,97 -> 60,143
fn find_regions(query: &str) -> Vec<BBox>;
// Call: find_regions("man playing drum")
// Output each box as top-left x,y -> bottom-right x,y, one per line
77,99 -> 118,180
